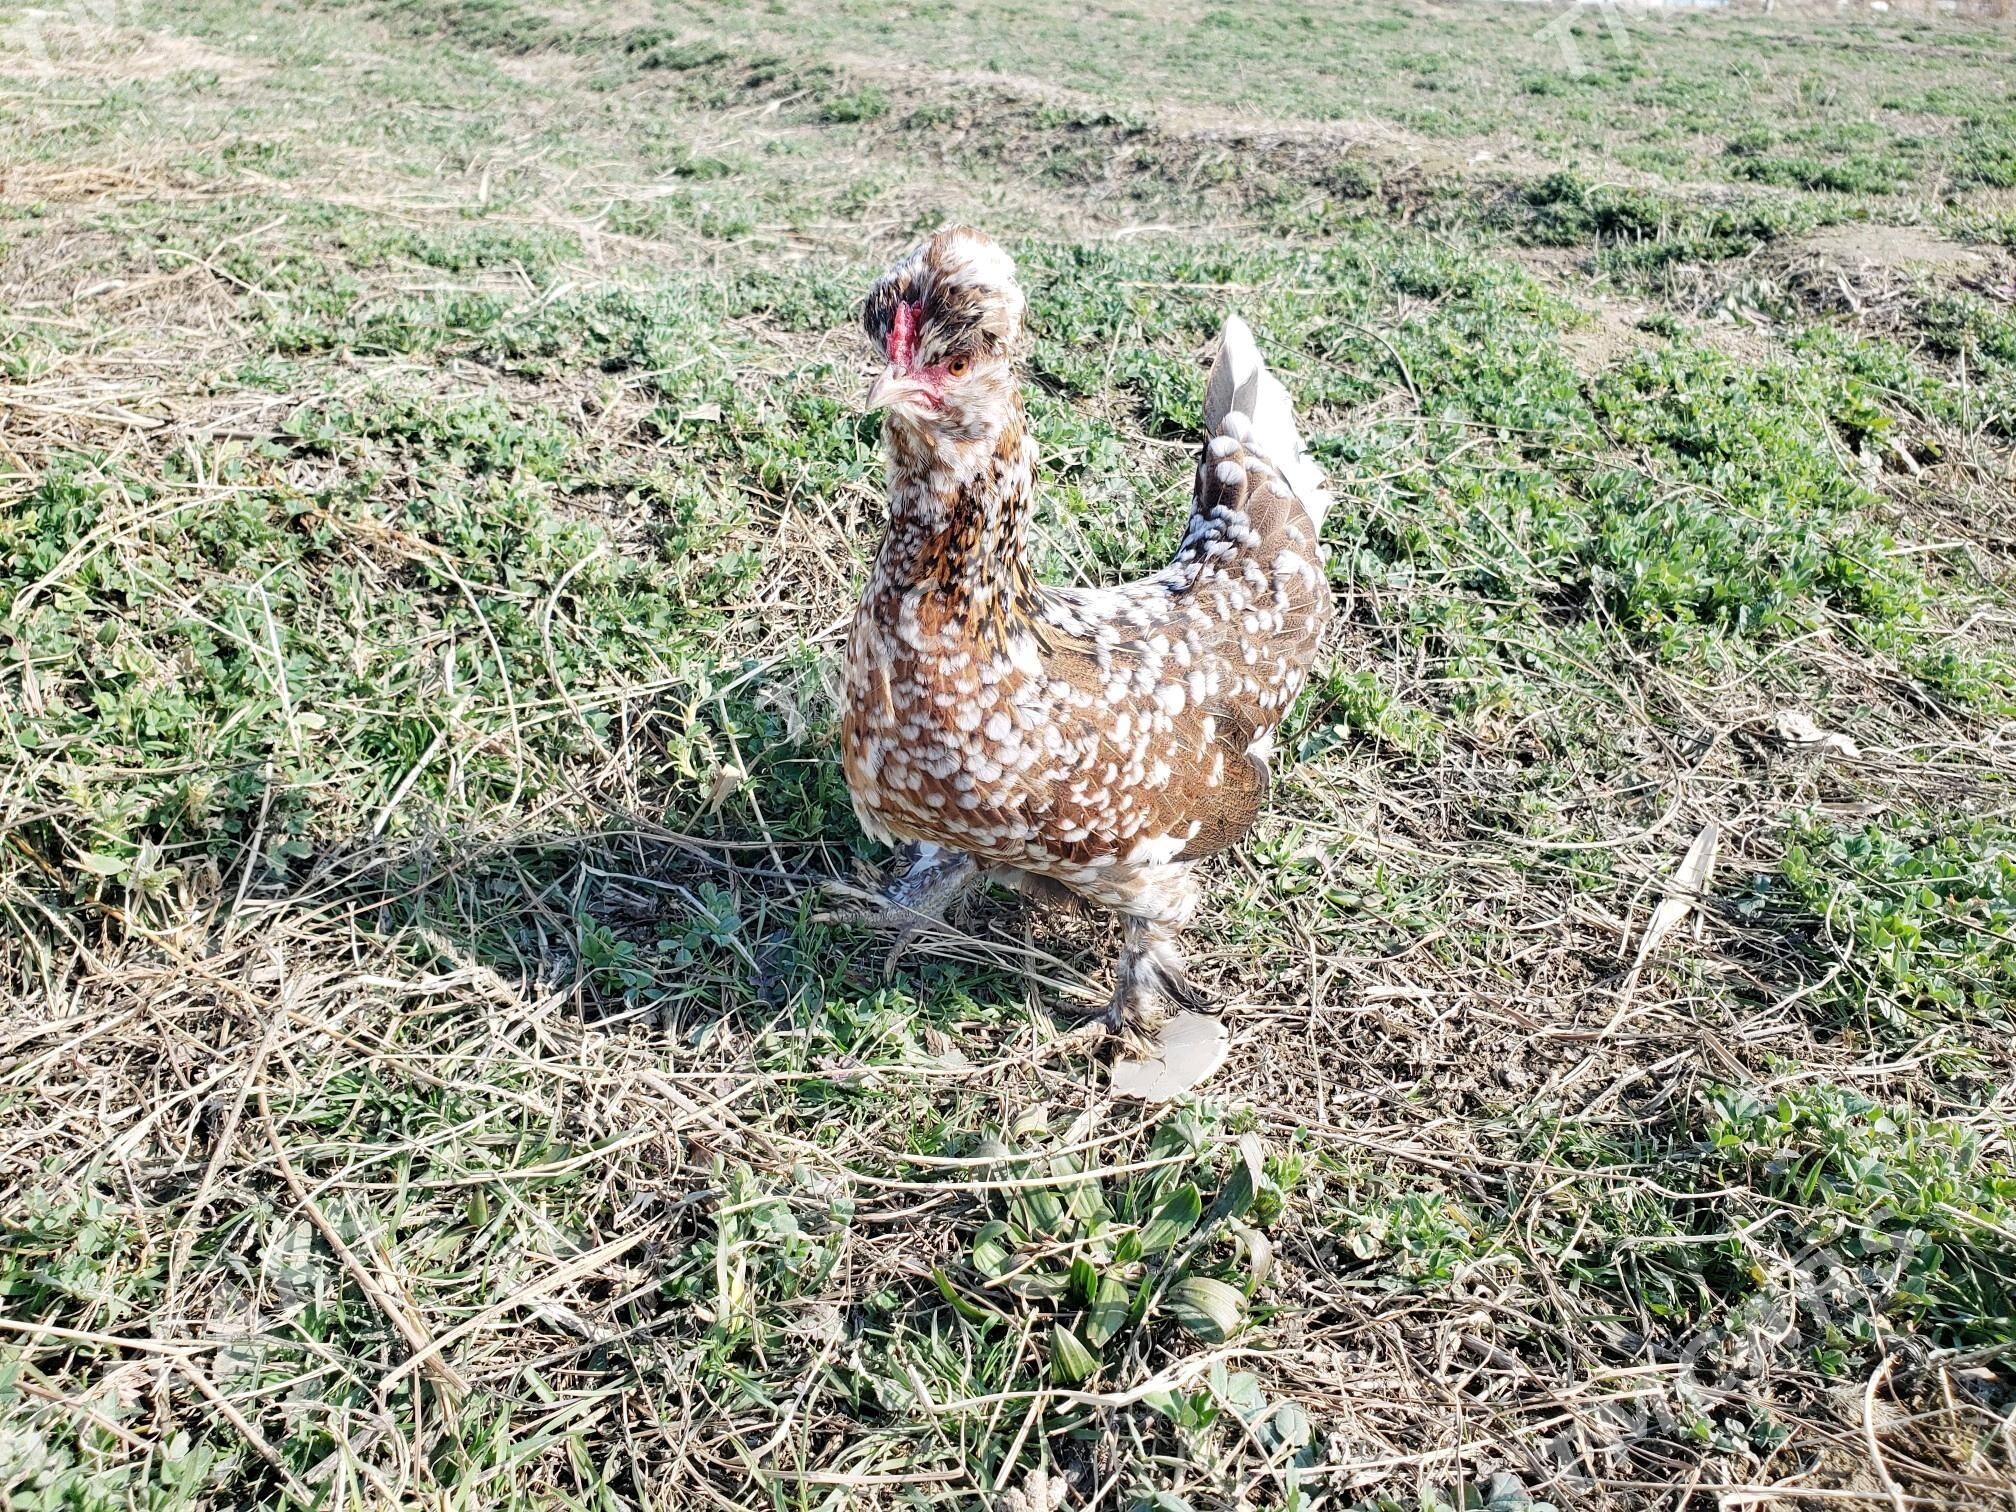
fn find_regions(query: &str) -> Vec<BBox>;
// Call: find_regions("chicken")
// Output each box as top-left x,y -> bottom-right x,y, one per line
837,226 -> 1332,1035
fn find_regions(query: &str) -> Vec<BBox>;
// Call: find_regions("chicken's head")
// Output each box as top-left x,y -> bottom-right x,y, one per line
862,226 -> 1024,446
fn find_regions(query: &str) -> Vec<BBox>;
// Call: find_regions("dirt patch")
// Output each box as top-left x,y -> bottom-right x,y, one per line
530,0 -> 659,30
1794,223 -> 1991,280
1647,215 -> 2015,331
1560,295 -> 1659,376
1773,220 -> 2016,337
494,48 -> 591,88
1530,265 -> 1774,376
0,21 -> 266,82
847,53 -> 1593,191
1951,185 -> 2016,222
0,159 -> 203,208
809,57 -> 1577,223
0,224 -> 169,307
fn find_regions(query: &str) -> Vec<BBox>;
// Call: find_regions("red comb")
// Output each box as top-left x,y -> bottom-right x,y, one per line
890,300 -> 920,368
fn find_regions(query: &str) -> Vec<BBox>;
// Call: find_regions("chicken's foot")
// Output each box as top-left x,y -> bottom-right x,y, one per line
820,842 -> 981,975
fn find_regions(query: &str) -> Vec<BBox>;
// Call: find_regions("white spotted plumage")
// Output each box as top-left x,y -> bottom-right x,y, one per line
840,227 -> 1332,1033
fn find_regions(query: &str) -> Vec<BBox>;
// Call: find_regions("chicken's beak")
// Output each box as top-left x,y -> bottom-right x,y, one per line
866,364 -> 925,413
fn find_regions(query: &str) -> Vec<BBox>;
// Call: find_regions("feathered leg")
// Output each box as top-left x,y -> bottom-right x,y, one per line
1100,863 -> 1206,1036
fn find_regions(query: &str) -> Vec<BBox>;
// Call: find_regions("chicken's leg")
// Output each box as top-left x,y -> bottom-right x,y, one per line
822,841 -> 980,974
1100,863 -> 1207,1036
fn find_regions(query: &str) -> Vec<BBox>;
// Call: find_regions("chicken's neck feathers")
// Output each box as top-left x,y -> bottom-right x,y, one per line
870,398 -> 1042,636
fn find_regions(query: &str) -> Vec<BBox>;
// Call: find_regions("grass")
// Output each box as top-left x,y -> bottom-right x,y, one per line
1,0 -> 2014,1508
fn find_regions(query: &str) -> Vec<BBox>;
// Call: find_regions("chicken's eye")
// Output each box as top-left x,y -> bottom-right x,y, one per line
947,356 -> 971,378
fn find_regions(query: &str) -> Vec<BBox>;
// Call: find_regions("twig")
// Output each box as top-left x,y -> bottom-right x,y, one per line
175,1357 -> 315,1503
1864,1354 -> 1909,1512
256,1086 -> 471,1396
376,1228 -> 646,1397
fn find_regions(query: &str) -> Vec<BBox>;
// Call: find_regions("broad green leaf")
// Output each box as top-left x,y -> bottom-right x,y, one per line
1063,1175 -> 1109,1225
1267,1400 -> 1313,1450
972,1220 -> 1013,1279
1068,1254 -> 1098,1306
1006,1271 -> 1068,1303
1009,1185 -> 1066,1237
1141,1387 -> 1215,1432
933,1267 -> 997,1325
1165,1275 -> 1244,1342
1228,1218 -> 1274,1293
1082,1273 -> 1131,1346
1050,1324 -> 1097,1383
1139,1184 -> 1202,1254
1215,1132 -> 1266,1220
1218,1367 -> 1266,1418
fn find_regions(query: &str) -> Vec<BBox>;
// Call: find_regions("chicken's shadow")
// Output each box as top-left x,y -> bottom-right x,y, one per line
238,805 -> 1087,1051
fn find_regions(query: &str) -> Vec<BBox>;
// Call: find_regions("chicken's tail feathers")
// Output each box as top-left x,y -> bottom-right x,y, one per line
1205,313 -> 1330,528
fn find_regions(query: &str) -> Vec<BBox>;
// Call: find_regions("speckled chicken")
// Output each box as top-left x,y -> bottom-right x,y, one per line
838,227 -> 1332,1033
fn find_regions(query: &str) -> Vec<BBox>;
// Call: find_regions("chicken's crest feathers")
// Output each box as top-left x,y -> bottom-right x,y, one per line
863,226 -> 1025,370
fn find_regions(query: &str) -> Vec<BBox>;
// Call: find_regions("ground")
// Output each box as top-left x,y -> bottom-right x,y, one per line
1,0 -> 2014,1508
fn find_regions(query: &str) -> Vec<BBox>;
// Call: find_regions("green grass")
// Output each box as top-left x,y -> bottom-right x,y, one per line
1,0 -> 2013,1508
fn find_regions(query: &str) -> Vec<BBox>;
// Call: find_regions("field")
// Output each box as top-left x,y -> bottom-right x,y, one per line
3,0 -> 2015,1506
